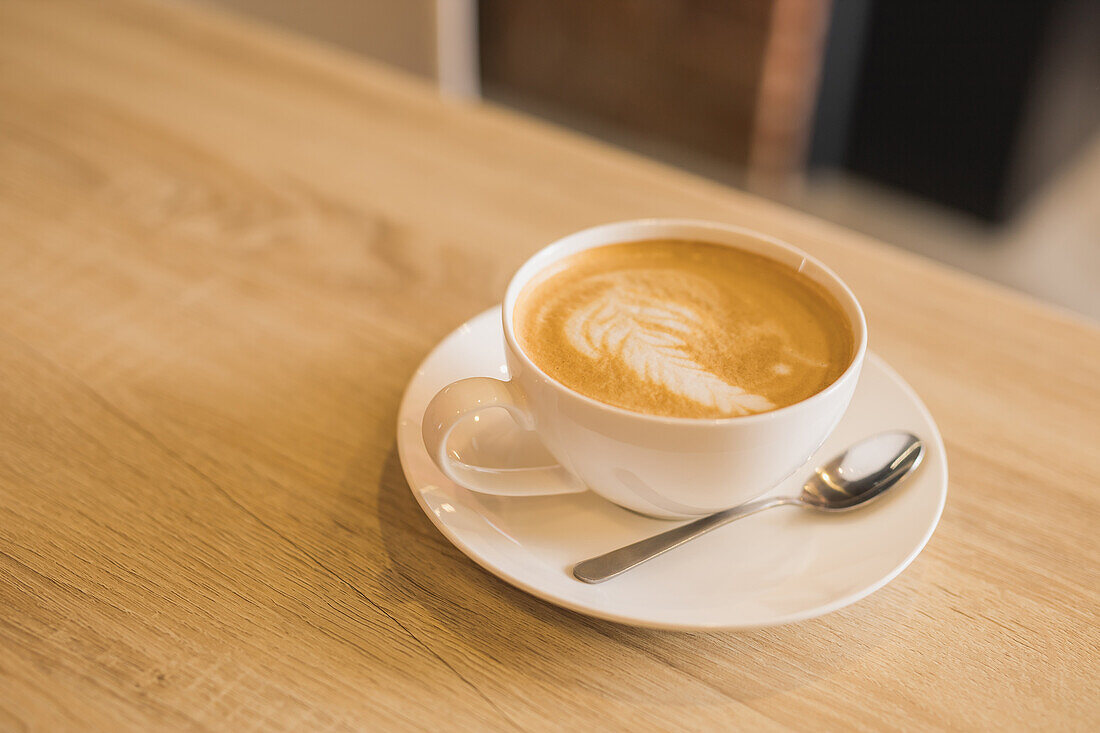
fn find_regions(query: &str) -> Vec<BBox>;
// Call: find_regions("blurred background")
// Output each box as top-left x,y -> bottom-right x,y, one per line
191,0 -> 1100,319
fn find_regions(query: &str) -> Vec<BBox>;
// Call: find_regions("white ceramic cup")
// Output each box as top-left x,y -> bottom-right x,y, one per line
422,219 -> 867,519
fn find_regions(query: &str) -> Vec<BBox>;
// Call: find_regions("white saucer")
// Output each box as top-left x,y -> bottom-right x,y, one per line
397,308 -> 947,630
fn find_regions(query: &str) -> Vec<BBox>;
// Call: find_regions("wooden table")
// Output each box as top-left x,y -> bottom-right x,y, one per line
1,1 -> 1097,729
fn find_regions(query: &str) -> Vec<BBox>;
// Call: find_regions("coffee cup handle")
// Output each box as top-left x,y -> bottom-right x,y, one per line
422,377 -> 587,496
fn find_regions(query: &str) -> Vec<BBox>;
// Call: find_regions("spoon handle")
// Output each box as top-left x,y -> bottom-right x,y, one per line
572,496 -> 799,583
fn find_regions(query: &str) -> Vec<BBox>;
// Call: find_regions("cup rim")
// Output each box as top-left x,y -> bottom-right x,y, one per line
503,218 -> 869,426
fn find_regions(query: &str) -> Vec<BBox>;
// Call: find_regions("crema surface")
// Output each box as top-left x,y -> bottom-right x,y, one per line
514,240 -> 854,418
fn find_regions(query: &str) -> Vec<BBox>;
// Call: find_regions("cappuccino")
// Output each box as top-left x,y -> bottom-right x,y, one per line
514,239 -> 853,418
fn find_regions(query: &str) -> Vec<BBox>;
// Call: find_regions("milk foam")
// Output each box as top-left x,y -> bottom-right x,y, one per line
564,285 -> 774,416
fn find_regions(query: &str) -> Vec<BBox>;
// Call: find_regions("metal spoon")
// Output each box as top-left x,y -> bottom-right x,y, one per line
572,431 -> 924,584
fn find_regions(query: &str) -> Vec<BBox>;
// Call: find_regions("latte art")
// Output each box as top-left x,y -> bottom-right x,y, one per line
514,239 -> 854,419
564,287 -> 775,416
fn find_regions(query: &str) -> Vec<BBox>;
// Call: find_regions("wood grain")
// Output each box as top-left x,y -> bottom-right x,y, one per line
0,0 -> 1097,730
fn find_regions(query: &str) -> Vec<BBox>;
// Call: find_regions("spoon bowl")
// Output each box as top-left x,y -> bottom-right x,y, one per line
801,431 -> 924,511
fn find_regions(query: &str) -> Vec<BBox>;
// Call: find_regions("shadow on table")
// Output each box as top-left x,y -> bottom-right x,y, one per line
372,443 -> 918,706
